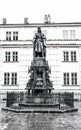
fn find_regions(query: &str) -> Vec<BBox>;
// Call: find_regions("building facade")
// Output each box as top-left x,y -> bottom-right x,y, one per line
0,18 -> 81,92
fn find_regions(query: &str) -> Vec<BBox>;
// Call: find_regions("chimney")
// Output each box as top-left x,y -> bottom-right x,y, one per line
24,18 -> 28,24
2,18 -> 7,24
44,15 -> 48,24
48,14 -> 51,23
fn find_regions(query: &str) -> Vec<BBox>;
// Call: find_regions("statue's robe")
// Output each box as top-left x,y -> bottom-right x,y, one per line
34,32 -> 46,57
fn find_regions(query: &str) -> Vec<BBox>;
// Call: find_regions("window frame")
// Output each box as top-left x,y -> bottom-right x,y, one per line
12,52 -> 18,62
71,51 -> 76,62
6,32 -> 11,41
11,73 -> 17,85
63,51 -> 69,62
5,52 -> 11,62
70,30 -> 76,39
63,30 -> 68,39
4,73 -> 10,85
63,73 -> 70,85
13,32 -> 18,41
71,73 -> 77,85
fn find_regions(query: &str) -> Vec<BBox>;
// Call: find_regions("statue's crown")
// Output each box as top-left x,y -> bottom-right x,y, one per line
38,27 -> 41,33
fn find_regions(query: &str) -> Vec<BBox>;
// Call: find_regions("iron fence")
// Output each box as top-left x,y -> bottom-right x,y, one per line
2,92 -> 74,110
0,91 -> 80,110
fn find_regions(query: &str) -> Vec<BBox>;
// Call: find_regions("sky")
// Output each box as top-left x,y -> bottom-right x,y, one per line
0,0 -> 81,24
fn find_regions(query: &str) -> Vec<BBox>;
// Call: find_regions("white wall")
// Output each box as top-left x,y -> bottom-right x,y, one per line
19,47 -> 33,89
0,24 -> 81,90
0,25 -> 81,41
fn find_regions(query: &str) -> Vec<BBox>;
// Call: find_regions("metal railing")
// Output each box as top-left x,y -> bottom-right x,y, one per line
2,92 -> 74,110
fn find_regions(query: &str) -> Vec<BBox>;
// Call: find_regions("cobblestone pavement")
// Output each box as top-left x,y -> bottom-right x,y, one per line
0,102 -> 81,130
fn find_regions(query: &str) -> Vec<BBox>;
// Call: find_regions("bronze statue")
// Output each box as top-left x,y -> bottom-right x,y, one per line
33,27 -> 46,57
26,27 -> 53,97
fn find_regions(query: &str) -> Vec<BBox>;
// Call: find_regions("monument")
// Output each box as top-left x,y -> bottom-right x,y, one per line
2,27 -> 78,113
26,26 -> 54,103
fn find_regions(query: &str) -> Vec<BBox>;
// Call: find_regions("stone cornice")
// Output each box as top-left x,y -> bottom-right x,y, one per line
0,22 -> 81,28
0,44 -> 80,48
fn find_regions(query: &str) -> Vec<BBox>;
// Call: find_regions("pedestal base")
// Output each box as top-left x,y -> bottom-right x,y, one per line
34,98 -> 44,103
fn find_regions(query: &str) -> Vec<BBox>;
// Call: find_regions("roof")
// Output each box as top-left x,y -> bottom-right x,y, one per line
0,22 -> 81,28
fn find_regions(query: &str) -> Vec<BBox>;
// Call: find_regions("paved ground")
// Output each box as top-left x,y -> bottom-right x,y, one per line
0,102 -> 81,130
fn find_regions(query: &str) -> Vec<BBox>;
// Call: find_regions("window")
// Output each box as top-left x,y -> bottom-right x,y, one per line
12,52 -> 18,62
63,30 -> 76,39
63,73 -> 69,85
4,73 -> 10,85
63,30 -> 68,39
70,30 -> 76,39
63,51 -> 77,62
6,32 -> 11,41
11,73 -> 17,85
63,51 -> 69,61
71,51 -> 76,61
63,72 -> 78,86
6,31 -> 18,41
13,32 -> 18,40
4,72 -> 17,85
5,52 -> 18,62
71,73 -> 77,85
5,52 -> 10,62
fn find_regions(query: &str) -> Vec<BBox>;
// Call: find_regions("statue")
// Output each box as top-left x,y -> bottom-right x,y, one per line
26,26 -> 53,97
33,27 -> 46,57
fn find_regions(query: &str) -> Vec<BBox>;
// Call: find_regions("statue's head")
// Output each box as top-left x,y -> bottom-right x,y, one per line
38,27 -> 41,33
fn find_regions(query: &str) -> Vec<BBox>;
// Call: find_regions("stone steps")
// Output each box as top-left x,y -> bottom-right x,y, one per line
2,106 -> 78,113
